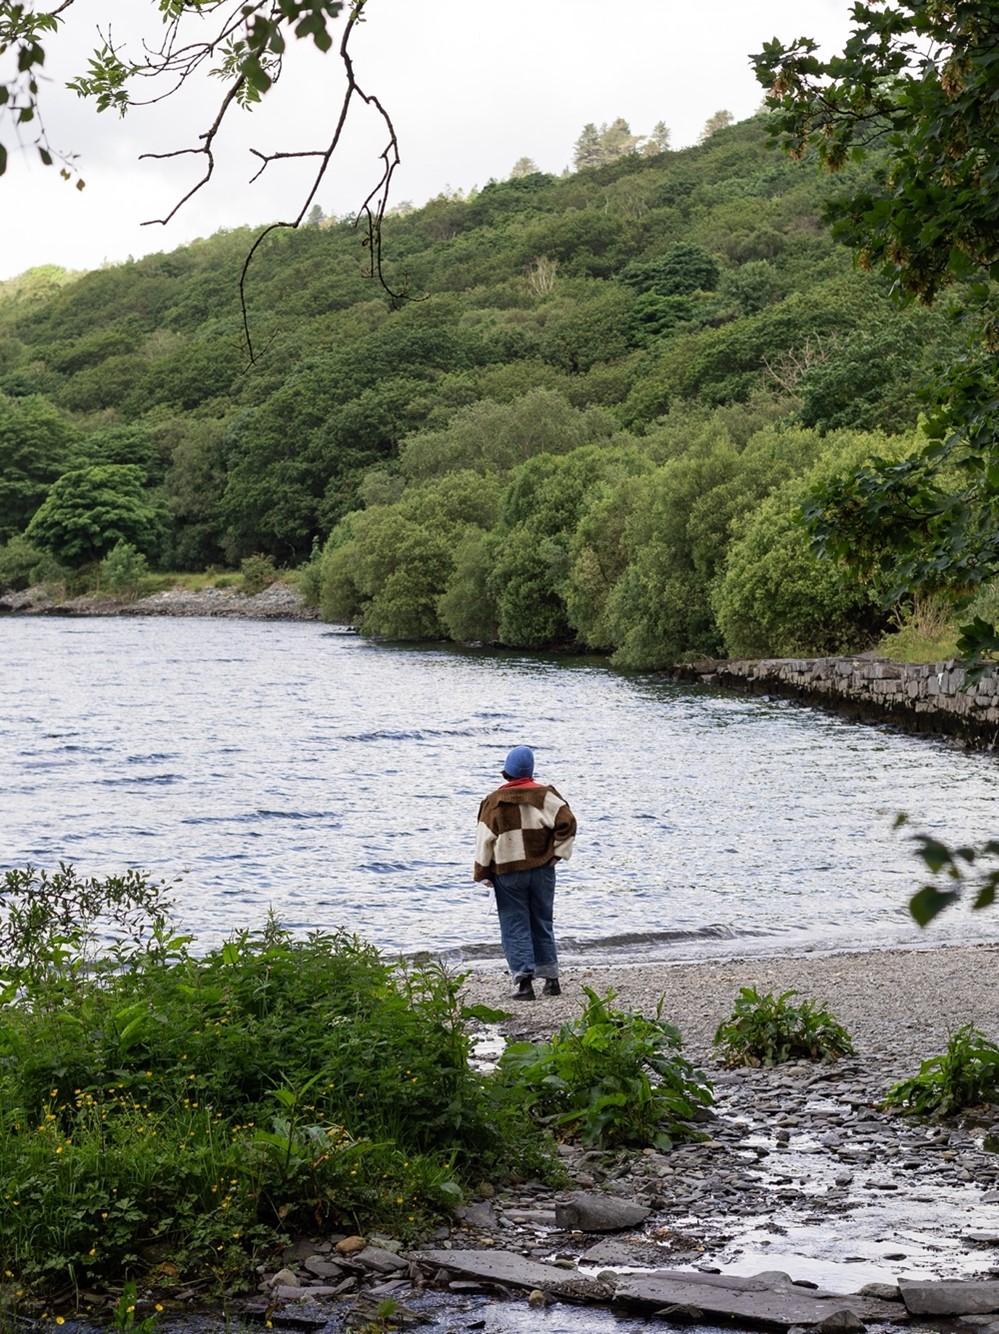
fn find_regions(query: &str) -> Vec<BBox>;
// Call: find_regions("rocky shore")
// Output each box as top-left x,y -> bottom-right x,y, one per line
243,944 -> 999,1331
0,581 -> 319,620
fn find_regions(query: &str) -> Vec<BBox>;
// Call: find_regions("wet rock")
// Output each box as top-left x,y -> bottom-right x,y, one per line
502,1208 -> 559,1227
353,1246 -> 408,1275
302,1257 -> 344,1279
268,1268 -> 300,1288
456,1201 -> 498,1229
614,1268 -> 901,1328
273,1285 -> 343,1301
408,1247 -> 613,1302
900,1279 -> 999,1316
582,1238 -> 685,1268
859,1283 -> 902,1302
554,1191 -> 651,1232
815,1310 -> 865,1332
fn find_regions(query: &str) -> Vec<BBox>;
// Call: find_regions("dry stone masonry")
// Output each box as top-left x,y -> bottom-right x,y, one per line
677,655 -> 999,750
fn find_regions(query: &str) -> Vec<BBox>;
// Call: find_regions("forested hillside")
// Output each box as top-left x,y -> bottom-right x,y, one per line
0,114 -> 959,666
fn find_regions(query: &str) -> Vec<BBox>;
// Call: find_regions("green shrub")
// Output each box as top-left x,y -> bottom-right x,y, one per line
296,554 -> 323,607
0,535 -> 45,591
0,868 -> 556,1300
239,552 -> 277,595
714,987 -> 855,1066
884,1025 -> 999,1117
497,986 -> 713,1149
100,539 -> 149,595
0,535 -> 69,593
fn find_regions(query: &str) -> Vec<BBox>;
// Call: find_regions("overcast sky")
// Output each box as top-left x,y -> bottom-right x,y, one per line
1,0 -> 854,282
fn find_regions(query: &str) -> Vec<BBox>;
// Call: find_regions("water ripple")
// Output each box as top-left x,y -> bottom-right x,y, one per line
3,617 -> 999,961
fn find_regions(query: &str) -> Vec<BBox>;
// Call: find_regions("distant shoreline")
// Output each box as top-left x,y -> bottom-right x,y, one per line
0,581 -> 319,621
6,582 -> 992,749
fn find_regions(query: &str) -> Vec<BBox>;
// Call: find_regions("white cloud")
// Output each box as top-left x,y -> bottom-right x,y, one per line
2,0 -> 854,281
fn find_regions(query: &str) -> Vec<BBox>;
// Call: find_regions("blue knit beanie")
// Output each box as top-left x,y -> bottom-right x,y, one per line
503,745 -> 535,779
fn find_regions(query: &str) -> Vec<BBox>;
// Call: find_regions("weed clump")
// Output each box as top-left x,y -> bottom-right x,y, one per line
885,1024 -> 999,1117
713,986 -> 855,1067
497,986 -> 713,1150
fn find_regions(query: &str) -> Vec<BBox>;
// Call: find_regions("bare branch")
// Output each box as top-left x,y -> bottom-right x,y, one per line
138,74 -> 246,225
236,2 -> 406,361
761,335 -> 837,395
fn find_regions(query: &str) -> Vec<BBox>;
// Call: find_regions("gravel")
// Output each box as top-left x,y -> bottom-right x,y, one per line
460,942 -> 999,1068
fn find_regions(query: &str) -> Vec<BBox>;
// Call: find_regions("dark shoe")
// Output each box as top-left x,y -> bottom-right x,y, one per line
513,977 -> 536,1000
542,978 -> 561,997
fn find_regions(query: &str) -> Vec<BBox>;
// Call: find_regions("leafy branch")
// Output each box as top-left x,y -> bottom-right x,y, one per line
1,0 -> 407,354
756,4 -> 999,665
898,815 -> 999,926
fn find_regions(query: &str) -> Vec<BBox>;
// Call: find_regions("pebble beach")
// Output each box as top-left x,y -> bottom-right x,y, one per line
450,942 -> 999,1296
462,942 -> 999,1068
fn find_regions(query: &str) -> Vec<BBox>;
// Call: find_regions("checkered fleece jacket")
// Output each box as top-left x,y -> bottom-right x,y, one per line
473,782 -> 576,881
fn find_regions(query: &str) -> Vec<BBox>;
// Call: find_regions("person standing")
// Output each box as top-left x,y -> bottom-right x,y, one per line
473,744 -> 576,1000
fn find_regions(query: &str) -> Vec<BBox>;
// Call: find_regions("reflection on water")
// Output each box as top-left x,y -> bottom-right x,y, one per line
2,616 -> 998,961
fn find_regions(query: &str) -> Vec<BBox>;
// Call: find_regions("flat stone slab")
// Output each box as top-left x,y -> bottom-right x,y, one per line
614,1268 -> 904,1328
899,1279 -> 999,1316
408,1248 -> 612,1301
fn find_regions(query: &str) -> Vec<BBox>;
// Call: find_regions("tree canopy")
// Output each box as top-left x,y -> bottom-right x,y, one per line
754,1 -> 999,663
0,110 -> 963,664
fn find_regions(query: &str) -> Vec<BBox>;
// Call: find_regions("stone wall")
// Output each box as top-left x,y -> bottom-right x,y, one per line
674,655 -> 999,750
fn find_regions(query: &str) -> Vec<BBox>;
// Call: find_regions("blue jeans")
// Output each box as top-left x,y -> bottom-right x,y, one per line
492,865 -> 558,983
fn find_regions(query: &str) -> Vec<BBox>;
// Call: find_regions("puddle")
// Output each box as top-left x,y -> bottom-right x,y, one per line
671,1171 -> 999,1287
470,1026 -> 507,1069
680,1250 -> 911,1294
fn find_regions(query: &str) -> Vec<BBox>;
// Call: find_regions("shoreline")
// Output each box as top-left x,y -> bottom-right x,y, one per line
0,581 -> 319,620
439,937 -> 999,1313
459,940 -> 999,1066
5,582 -> 995,750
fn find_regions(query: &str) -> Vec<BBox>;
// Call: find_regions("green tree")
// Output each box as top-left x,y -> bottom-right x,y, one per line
319,507 -> 451,640
489,525 -> 573,648
699,110 -> 734,142
571,118 -> 642,170
712,434 -> 901,657
76,424 -> 164,480
539,286 -> 633,372
642,120 -> 672,156
572,123 -> 603,171
597,421 -> 838,668
100,540 -> 149,594
754,4 -> 999,303
25,464 -> 167,567
565,472 -> 654,650
619,243 -> 720,298
509,157 -> 539,178
399,390 -> 616,481
0,394 -> 78,542
599,117 -> 641,161
753,3 -> 999,654
161,418 -> 229,570
438,529 -> 501,643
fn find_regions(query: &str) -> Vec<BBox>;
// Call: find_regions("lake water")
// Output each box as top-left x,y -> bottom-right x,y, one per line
3,615 -> 998,966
